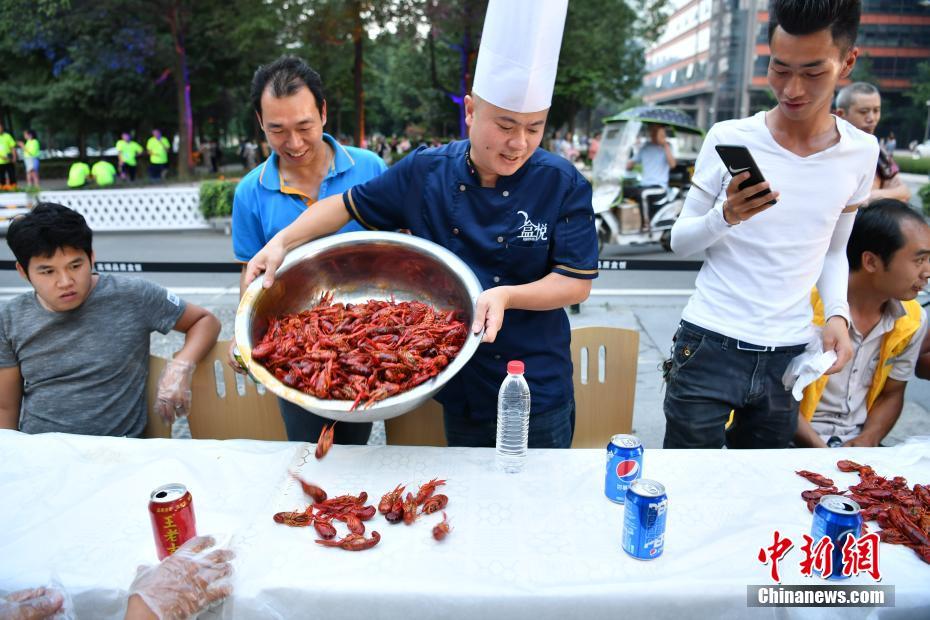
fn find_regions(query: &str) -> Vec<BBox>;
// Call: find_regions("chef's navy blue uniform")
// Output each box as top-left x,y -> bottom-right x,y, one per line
344,140 -> 598,447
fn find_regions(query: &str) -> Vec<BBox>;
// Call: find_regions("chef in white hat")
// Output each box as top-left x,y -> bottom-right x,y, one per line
244,0 -> 598,448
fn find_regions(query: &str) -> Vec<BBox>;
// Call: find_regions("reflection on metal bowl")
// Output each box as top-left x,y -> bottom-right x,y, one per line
234,231 -> 484,422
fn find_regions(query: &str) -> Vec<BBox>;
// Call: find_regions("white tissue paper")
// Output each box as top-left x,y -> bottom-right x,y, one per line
782,331 -> 837,401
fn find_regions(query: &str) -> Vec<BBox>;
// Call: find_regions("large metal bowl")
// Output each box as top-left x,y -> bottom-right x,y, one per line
234,231 -> 483,422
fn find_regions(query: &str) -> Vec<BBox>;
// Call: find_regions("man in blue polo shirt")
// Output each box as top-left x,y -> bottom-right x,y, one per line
243,0 -> 597,449
229,56 -> 386,445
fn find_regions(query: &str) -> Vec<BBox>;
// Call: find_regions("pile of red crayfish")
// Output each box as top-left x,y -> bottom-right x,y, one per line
273,474 -> 381,551
796,460 -> 930,564
273,475 -> 452,548
251,292 -> 467,409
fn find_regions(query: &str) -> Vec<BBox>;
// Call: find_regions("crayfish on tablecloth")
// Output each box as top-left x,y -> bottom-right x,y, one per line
796,461 -> 930,564
273,478 -> 380,552
432,512 -> 452,541
381,479 -> 454,541
250,292 -> 468,410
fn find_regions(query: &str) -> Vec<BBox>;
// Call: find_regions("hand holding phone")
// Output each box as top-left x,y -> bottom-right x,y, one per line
714,144 -> 779,224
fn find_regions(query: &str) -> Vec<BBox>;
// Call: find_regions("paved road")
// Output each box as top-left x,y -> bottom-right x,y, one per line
0,230 -> 702,293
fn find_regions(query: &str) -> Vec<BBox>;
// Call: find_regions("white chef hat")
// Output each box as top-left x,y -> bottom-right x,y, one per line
472,0 -> 569,114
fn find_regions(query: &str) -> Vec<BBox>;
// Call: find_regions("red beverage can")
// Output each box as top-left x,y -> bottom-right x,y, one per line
149,483 -> 197,560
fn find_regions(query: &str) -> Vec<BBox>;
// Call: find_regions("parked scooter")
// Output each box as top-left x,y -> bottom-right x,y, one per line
590,106 -> 704,253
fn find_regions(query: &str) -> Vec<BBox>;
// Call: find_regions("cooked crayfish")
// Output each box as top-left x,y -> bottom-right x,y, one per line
272,510 -> 313,527
432,512 -> 452,541
795,470 -> 834,487
402,492 -> 419,525
315,531 -> 381,551
291,473 -> 327,503
315,423 -> 336,460
379,484 -> 406,515
250,293 -> 467,409
422,493 -> 449,515
415,478 -> 447,505
796,460 -> 930,564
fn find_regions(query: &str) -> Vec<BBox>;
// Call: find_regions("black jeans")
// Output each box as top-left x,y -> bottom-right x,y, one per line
277,398 -> 372,445
442,399 -> 575,448
0,162 -> 16,185
663,321 -> 806,449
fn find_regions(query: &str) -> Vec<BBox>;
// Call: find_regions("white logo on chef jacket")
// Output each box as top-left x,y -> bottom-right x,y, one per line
516,210 -> 548,242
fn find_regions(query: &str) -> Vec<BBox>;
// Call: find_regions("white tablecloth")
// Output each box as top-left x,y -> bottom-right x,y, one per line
0,430 -> 928,619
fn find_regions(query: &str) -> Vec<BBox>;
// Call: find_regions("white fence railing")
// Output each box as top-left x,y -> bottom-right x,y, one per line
11,187 -> 210,232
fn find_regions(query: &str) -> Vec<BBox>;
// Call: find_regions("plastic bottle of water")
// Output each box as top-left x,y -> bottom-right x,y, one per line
496,360 -> 531,473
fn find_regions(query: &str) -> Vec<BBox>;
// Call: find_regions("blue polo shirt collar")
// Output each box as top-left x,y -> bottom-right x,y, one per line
456,139 -> 533,189
257,133 -> 353,193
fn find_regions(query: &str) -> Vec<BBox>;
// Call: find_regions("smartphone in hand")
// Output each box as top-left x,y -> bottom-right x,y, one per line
714,144 -> 777,205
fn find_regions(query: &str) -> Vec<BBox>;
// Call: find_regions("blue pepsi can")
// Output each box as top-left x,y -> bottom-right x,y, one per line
811,495 -> 862,580
605,434 -> 643,503
622,479 -> 668,560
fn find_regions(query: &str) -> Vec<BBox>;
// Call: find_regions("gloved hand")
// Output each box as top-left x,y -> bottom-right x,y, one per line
154,360 -> 196,425
0,587 -> 64,620
128,535 -> 234,620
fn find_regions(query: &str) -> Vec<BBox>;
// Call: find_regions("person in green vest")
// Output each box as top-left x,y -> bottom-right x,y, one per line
92,160 -> 117,187
146,129 -> 170,181
116,132 -> 144,181
67,162 -> 91,188
795,200 -> 930,448
0,122 -> 17,188
19,129 -> 40,188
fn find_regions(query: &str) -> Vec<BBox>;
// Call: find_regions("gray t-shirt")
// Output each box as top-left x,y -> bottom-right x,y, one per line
0,274 -> 185,437
633,141 -> 671,190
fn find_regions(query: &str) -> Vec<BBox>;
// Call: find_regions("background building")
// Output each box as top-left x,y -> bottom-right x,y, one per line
643,0 -> 930,141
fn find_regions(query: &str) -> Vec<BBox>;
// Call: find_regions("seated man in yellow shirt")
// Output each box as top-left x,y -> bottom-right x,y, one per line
92,160 -> 117,187
67,162 -> 91,188
795,200 -> 930,448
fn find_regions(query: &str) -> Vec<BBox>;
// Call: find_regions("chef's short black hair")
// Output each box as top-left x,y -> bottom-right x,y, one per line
767,0 -> 861,52
7,203 -> 93,273
251,56 -> 325,119
848,200 -> 927,271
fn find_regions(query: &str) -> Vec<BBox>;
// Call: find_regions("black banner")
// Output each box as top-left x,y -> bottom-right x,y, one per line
0,259 -> 704,273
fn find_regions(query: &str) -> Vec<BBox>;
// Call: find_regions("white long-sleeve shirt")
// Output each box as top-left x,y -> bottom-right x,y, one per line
671,112 -> 878,347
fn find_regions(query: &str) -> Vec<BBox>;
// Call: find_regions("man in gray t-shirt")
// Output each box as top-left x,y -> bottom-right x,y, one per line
0,204 -> 221,437
625,124 -> 676,229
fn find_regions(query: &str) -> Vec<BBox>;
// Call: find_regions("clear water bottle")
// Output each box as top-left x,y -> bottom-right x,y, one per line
496,360 -> 531,473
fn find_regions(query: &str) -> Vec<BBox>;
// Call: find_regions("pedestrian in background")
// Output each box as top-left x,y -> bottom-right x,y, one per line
146,128 -> 170,181
0,122 -> 17,188
835,82 -> 909,204
116,132 -> 144,181
20,129 -> 40,188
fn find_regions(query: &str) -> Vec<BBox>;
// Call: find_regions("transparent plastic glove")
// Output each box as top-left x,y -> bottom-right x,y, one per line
0,587 -> 65,620
128,535 -> 234,620
154,360 -> 195,425
782,331 -> 837,401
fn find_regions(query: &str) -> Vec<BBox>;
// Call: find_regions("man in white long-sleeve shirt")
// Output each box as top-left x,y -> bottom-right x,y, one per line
663,0 -> 879,449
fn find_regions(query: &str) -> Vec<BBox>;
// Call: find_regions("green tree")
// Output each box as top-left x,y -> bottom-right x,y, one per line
552,0 -> 669,132
850,53 -> 879,86
907,61 -> 930,142
0,0 -> 166,154
424,0 -> 487,138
